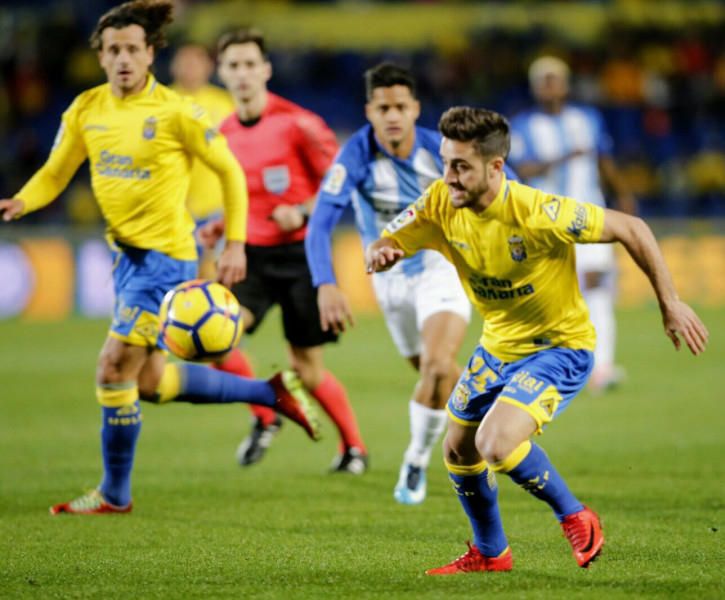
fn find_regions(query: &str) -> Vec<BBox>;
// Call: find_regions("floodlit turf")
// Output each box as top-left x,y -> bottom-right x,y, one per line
0,307 -> 722,598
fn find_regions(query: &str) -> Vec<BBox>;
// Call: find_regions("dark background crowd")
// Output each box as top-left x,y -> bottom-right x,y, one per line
2,0 -> 724,224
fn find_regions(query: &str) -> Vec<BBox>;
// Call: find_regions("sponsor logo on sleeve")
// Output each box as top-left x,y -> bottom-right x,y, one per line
322,163 -> 347,195
385,207 -> 416,234
567,203 -> 589,238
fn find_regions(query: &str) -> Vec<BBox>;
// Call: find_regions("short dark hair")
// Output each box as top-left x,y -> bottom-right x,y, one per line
217,28 -> 267,58
438,107 -> 511,159
90,0 -> 173,51
364,62 -> 416,101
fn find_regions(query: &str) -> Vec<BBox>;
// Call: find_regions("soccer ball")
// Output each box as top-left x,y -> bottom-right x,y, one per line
159,279 -> 243,362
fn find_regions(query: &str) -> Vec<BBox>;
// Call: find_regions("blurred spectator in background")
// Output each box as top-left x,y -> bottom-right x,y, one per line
508,56 -> 637,392
170,42 -> 234,277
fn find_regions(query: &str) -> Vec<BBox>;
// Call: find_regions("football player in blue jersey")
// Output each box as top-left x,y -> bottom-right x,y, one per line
509,56 -> 637,392
306,63 -> 472,504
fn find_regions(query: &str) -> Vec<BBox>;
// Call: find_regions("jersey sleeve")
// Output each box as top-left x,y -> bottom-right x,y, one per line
17,98 -> 88,214
294,112 -> 338,181
528,191 -> 605,245
176,100 -> 248,242
381,184 -> 448,256
316,139 -> 364,209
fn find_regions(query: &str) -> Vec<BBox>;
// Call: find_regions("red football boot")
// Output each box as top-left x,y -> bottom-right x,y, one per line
50,489 -> 132,515
426,542 -> 513,575
268,370 -> 321,441
561,506 -> 604,567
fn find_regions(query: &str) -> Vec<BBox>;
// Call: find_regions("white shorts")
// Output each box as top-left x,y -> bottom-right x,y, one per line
372,250 -> 471,358
575,243 -> 615,274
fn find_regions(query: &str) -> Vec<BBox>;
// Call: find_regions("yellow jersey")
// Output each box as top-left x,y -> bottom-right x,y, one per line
383,176 -> 605,362
17,76 -> 247,260
171,83 -> 235,220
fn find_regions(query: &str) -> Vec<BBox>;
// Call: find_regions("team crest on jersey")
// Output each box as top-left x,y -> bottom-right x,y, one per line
452,384 -> 470,412
385,207 -> 416,234
263,166 -> 291,194
508,235 -> 527,262
322,164 -> 347,195
142,116 -> 157,140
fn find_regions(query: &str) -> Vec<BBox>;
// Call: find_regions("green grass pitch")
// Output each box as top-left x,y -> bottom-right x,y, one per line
1,307 -> 722,599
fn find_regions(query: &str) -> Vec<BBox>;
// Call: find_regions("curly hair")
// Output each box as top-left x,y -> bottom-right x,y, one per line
90,0 -> 174,51
438,107 -> 511,159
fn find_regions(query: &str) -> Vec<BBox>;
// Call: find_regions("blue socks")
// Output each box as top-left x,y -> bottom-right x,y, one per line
99,401 -> 142,507
505,442 -> 583,521
448,466 -> 509,557
174,363 -> 277,406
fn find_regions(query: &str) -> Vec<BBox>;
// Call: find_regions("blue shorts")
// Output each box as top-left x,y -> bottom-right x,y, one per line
448,345 -> 594,434
110,245 -> 197,348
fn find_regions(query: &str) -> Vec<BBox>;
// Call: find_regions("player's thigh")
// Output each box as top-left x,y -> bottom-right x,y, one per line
229,247 -> 274,334
448,345 -> 504,428
491,347 -> 594,437
107,246 -> 196,376
372,272 -> 419,359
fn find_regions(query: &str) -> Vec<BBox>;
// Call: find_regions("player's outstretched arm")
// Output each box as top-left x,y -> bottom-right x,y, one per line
365,238 -> 405,274
0,198 -> 25,222
599,209 -> 709,355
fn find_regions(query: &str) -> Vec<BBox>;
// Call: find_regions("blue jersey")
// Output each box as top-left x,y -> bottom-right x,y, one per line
317,124 -> 443,278
508,104 -> 612,207
306,124 -> 517,286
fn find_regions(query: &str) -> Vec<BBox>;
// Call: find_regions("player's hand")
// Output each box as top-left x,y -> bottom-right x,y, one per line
217,241 -> 246,288
198,219 -> 225,249
270,204 -> 306,232
662,300 -> 709,355
318,283 -> 354,334
0,198 -> 25,221
365,242 -> 404,273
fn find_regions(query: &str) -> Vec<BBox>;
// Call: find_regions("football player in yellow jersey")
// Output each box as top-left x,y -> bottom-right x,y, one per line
0,0 -> 319,516
170,43 -> 235,278
367,107 -> 708,573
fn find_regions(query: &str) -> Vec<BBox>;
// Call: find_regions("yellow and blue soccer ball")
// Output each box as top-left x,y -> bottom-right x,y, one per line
159,279 -> 243,362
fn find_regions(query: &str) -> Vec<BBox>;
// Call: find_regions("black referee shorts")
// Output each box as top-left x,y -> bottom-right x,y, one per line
231,241 -> 337,348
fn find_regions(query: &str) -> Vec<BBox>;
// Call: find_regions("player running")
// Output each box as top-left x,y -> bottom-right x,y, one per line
367,106 -> 708,572
0,0 -> 319,516
201,28 -> 368,472
508,56 -> 637,392
305,63 -> 471,504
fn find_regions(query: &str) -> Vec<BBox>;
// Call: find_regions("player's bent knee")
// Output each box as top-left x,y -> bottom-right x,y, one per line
476,431 -> 528,468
